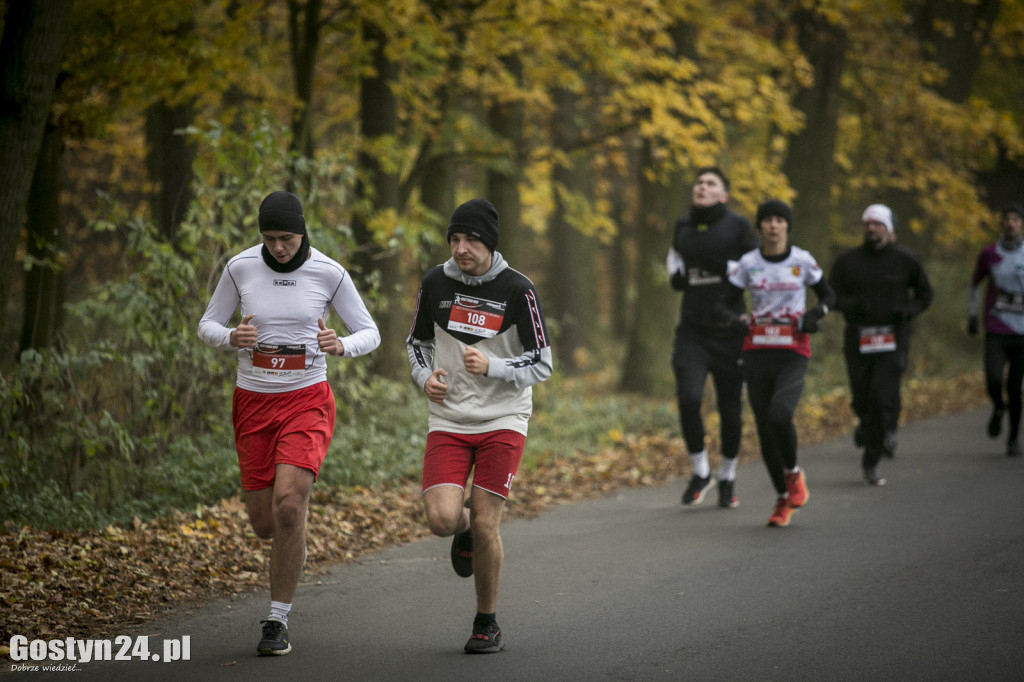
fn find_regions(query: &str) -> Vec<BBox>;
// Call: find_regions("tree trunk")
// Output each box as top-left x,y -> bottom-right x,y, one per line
546,87 -> 594,373
979,145 -> 1024,211
879,0 -> 1000,250
782,8 -> 847,263
912,0 -> 1000,103
0,0 -> 74,344
352,19 -> 404,379
487,55 -> 525,269
420,153 -> 456,267
416,7 -> 462,268
619,140 -> 682,394
620,20 -> 692,393
145,99 -> 197,243
20,123 -> 65,352
288,0 -> 322,186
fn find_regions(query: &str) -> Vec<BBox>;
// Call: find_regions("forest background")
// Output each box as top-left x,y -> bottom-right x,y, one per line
1,0 -> 1022,534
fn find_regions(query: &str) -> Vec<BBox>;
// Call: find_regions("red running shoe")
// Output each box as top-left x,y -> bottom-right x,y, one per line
767,497 -> 793,527
785,469 -> 809,508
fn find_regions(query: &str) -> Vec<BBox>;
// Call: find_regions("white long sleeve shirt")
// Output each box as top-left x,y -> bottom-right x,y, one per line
198,245 -> 380,393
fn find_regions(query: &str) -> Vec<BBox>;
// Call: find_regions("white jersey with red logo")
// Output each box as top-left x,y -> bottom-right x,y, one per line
729,246 -> 823,357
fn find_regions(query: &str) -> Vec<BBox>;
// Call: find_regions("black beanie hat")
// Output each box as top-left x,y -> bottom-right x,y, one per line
1001,203 -> 1024,220
447,199 -> 499,252
258,191 -> 306,234
756,199 -> 793,229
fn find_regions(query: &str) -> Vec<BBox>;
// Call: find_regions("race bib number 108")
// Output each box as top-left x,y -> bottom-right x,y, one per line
448,294 -> 506,338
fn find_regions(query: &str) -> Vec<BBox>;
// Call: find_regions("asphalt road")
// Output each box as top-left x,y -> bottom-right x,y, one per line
10,408 -> 1024,681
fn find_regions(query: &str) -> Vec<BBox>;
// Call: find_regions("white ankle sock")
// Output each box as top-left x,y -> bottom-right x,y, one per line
718,456 -> 738,482
268,601 -> 291,627
689,450 -> 710,478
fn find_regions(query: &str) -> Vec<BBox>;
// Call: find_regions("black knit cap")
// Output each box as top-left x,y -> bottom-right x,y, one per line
756,199 -> 793,229
258,191 -> 306,235
447,199 -> 499,252
1002,203 -> 1024,220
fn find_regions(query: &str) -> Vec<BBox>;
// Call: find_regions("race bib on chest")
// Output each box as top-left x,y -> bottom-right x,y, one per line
252,343 -> 306,378
447,294 -> 506,338
687,268 -> 722,287
750,323 -> 795,347
859,326 -> 896,354
994,292 -> 1024,314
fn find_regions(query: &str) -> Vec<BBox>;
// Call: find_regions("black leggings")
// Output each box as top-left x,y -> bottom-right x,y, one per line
985,333 -> 1024,442
743,350 -> 808,495
672,329 -> 745,460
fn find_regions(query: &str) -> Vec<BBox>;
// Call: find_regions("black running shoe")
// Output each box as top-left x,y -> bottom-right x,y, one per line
464,618 -> 503,654
989,408 -> 1004,438
682,474 -> 711,505
863,467 -> 886,487
450,528 -> 473,577
257,620 -> 291,656
450,506 -> 474,579
1007,440 -> 1021,457
717,479 -> 739,508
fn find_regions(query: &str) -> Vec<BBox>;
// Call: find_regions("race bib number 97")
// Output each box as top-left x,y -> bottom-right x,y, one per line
448,294 -> 506,338
252,343 -> 306,378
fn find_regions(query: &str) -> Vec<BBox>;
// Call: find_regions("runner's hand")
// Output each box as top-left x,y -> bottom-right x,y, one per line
425,368 -> 449,403
318,317 -> 344,355
231,314 -> 257,348
800,305 -> 827,333
463,346 -> 490,375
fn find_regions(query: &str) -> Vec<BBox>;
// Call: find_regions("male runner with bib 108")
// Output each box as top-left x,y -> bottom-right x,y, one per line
198,191 -> 380,656
407,198 -> 553,654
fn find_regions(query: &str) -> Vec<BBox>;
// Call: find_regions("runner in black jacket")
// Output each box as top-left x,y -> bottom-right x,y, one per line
666,167 -> 759,508
829,204 -> 933,485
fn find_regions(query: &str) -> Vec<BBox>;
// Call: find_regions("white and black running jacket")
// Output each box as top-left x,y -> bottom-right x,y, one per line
407,252 -> 553,436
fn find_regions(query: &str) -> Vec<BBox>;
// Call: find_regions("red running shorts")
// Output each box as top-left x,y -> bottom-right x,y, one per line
232,382 -> 336,491
422,430 -> 526,500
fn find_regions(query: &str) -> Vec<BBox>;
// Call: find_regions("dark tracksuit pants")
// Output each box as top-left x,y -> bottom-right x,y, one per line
843,344 -> 906,470
985,333 -> 1024,443
672,327 -> 745,461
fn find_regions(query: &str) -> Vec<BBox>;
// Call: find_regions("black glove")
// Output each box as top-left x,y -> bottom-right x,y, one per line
726,315 -> 750,336
713,301 -> 748,336
800,304 -> 827,333
967,316 -> 979,336
891,304 -> 913,323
